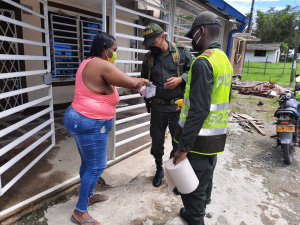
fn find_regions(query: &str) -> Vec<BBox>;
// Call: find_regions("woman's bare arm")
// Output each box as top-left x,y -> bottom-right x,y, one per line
95,58 -> 149,89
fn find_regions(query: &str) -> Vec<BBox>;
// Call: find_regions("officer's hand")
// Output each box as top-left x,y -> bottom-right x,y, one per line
176,105 -> 182,111
173,149 -> 187,165
165,77 -> 182,89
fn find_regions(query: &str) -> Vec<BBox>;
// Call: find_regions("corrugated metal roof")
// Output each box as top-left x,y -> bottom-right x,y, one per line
246,43 -> 282,51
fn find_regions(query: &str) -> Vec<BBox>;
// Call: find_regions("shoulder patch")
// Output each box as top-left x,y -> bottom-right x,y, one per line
177,43 -> 184,48
202,49 -> 214,57
145,50 -> 151,56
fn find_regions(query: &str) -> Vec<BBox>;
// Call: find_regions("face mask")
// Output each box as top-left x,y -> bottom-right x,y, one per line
149,36 -> 163,55
192,27 -> 204,52
105,48 -> 117,63
192,39 -> 203,52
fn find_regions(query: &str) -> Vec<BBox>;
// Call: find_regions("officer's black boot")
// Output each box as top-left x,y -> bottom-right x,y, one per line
153,159 -> 164,187
179,208 -> 205,225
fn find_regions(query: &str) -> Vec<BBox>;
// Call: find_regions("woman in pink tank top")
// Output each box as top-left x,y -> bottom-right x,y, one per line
64,32 -> 149,225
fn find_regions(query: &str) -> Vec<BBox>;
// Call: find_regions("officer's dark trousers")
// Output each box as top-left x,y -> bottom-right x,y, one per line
150,111 -> 180,160
181,153 -> 217,225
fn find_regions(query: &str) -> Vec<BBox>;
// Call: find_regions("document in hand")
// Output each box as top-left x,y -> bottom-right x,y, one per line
164,157 -> 199,198
138,83 -> 156,98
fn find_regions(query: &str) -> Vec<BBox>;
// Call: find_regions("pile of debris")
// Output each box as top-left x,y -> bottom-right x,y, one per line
231,79 -> 263,90
230,113 -> 266,136
239,82 -> 290,98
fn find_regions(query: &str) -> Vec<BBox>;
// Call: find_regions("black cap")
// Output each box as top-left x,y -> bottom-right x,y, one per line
142,23 -> 164,45
185,11 -> 222,39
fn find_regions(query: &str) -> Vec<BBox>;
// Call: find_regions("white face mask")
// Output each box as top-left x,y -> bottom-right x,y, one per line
193,27 -> 205,44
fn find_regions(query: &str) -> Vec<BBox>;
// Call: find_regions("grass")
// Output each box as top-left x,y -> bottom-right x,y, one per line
242,62 -> 300,84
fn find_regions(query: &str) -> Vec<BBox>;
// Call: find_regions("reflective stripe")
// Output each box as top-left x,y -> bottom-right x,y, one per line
183,98 -> 190,106
190,150 -> 224,155
198,127 -> 228,136
179,119 -> 227,136
178,118 -> 185,128
210,102 -> 229,111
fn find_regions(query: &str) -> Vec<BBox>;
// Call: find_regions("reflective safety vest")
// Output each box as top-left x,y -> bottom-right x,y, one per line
175,49 -> 233,155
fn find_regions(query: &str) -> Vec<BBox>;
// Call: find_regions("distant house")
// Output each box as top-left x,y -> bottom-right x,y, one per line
286,49 -> 300,59
245,43 -> 281,63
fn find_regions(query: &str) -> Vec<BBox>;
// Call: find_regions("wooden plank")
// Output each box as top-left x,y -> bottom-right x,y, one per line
238,114 -> 257,121
232,113 -> 239,118
239,122 -> 251,129
249,120 -> 266,136
229,119 -> 262,123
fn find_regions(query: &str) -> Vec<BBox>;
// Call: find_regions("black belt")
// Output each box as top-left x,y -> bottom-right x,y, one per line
152,97 -> 179,105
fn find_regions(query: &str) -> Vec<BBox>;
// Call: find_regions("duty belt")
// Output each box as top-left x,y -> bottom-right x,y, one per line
152,97 -> 179,105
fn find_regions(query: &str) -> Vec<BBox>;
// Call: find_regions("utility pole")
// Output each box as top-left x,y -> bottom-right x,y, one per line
247,0 -> 255,33
290,18 -> 300,85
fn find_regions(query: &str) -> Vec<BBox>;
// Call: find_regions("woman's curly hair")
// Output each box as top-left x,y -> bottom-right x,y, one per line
88,32 -> 116,58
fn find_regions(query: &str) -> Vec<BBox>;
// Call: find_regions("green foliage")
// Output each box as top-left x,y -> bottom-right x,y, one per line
281,42 -> 288,55
252,6 -> 298,47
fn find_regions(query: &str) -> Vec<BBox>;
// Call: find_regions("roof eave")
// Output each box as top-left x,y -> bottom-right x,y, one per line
202,0 -> 248,24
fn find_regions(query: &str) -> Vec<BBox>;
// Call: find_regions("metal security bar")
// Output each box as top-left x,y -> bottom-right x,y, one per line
0,1 -> 107,217
173,1 -> 195,52
0,9 -> 22,111
49,11 -> 102,81
80,16 -> 102,58
50,13 -> 80,80
0,0 -> 55,205
111,0 -> 171,160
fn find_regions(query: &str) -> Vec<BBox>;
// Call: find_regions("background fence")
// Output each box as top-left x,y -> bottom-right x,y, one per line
242,59 -> 299,83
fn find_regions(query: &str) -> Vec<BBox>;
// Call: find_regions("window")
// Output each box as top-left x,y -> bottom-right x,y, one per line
48,10 -> 102,83
254,50 -> 266,57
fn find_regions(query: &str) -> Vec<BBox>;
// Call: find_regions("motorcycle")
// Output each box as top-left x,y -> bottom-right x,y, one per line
272,76 -> 300,165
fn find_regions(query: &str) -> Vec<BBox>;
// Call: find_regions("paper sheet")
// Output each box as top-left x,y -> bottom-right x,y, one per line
164,157 -> 199,198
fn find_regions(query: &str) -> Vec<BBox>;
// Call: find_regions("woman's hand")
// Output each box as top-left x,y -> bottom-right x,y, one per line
143,78 -> 150,87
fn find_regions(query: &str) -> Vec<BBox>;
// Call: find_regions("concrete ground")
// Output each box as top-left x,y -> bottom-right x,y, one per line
39,124 -> 296,225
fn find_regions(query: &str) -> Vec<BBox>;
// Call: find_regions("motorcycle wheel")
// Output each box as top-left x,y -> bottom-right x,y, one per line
282,144 -> 294,165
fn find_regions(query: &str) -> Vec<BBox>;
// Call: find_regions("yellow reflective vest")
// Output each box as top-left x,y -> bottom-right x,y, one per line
174,49 -> 233,155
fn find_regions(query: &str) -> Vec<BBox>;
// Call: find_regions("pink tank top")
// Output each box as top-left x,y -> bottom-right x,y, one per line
72,57 -> 119,120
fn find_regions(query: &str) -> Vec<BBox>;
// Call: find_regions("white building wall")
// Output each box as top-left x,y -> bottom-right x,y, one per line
244,50 -> 278,63
275,49 -> 280,63
21,1 -> 136,106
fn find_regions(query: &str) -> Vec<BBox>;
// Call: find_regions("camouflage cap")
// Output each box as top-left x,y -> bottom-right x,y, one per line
185,11 -> 222,38
142,23 -> 164,45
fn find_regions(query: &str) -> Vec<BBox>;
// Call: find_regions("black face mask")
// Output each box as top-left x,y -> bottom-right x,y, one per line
192,39 -> 202,52
149,46 -> 162,55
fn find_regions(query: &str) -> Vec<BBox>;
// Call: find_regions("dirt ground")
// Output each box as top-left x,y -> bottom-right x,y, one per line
6,91 -> 300,225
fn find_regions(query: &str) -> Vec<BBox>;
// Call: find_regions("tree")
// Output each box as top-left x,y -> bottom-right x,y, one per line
252,5 -> 298,55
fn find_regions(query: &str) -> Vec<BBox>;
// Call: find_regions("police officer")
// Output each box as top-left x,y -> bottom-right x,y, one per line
173,12 -> 233,225
141,23 -> 193,188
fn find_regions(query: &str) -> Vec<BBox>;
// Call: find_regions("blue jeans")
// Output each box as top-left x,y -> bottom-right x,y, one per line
64,105 -> 112,212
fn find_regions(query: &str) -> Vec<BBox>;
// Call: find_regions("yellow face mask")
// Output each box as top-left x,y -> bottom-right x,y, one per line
105,48 -> 117,63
